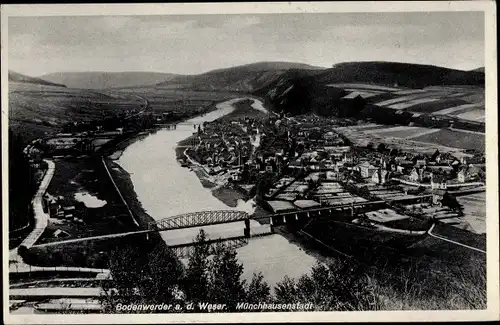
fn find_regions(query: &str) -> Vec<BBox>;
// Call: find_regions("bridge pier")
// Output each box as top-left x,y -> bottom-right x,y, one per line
244,219 -> 250,238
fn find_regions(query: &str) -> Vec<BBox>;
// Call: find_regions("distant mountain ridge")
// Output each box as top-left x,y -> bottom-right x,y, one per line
156,61 -> 326,92
40,71 -> 179,89
312,61 -> 484,88
9,71 -> 67,88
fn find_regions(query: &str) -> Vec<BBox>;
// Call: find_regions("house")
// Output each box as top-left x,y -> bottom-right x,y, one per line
63,206 -> 75,216
342,153 -> 354,164
326,170 -> 338,181
431,174 -> 447,190
415,158 -> 428,167
371,168 -> 389,184
409,168 -> 420,182
356,161 -> 378,178
457,167 -> 467,183
458,165 -> 481,183
430,150 -> 441,163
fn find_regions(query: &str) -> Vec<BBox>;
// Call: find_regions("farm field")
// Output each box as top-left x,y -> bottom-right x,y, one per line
336,123 -> 481,156
332,83 -> 485,122
432,103 -> 484,116
411,129 -> 485,151
362,126 -> 441,139
456,110 -> 485,122
8,82 -> 240,144
111,87 -> 240,115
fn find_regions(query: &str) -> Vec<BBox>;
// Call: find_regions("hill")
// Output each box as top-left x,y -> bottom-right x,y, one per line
8,71 -> 67,88
157,61 -> 326,92
314,62 -> 485,88
258,61 -> 485,117
8,82 -> 145,144
471,67 -> 485,73
40,71 -> 179,89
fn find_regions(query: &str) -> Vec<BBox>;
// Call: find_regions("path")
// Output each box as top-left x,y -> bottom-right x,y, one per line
101,156 -> 140,227
427,223 -> 486,254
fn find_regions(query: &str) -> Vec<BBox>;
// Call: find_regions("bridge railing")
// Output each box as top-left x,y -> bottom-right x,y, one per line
151,210 -> 250,231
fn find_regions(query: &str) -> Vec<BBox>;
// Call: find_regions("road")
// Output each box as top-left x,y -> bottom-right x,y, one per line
20,159 -> 55,249
9,159 -> 55,269
30,229 -> 150,248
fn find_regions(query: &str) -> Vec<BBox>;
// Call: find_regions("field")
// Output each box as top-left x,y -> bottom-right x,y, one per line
112,87 -> 240,115
336,123 -> 484,155
8,82 -> 241,144
361,126 -> 440,139
8,82 -> 144,143
331,83 -> 485,122
411,129 -> 485,151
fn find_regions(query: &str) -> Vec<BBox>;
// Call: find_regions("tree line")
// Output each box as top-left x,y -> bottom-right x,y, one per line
100,229 -> 377,313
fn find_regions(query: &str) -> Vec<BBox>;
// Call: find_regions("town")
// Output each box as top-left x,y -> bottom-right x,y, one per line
176,108 -> 485,235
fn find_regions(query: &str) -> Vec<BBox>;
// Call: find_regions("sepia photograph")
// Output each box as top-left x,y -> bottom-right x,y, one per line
2,1 -> 498,323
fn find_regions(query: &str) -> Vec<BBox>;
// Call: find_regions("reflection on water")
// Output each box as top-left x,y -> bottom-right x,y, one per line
116,98 -> 317,287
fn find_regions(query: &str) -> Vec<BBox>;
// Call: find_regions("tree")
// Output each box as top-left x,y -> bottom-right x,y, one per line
9,130 -> 36,231
441,192 -> 463,215
274,276 -> 298,304
101,242 -> 151,311
275,261 -> 376,311
255,173 -> 273,198
207,243 -> 247,310
377,143 -> 386,153
184,230 -> 211,305
144,244 -> 185,303
246,272 -> 271,303
101,237 -> 184,313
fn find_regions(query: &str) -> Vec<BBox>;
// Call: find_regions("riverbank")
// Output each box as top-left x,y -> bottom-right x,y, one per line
178,97 -> 268,211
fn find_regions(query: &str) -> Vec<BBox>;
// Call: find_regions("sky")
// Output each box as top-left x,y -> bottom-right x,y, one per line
8,12 -> 485,76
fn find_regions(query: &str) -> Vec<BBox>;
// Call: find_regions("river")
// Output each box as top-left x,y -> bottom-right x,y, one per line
116,98 -> 317,287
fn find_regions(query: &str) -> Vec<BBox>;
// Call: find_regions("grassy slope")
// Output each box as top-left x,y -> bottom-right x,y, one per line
8,82 -> 144,144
